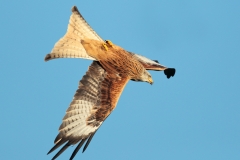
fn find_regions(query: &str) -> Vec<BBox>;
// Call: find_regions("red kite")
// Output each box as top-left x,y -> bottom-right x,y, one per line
45,6 -> 175,160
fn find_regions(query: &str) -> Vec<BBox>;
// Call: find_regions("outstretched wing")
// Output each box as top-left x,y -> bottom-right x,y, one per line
130,52 -> 167,70
45,6 -> 102,61
47,61 -> 129,160
130,52 -> 176,78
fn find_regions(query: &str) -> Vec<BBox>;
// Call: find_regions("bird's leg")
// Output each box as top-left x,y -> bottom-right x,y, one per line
102,40 -> 113,51
105,40 -> 113,47
102,43 -> 108,51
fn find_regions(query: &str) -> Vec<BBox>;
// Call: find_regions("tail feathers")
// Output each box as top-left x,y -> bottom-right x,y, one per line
164,68 -> 176,79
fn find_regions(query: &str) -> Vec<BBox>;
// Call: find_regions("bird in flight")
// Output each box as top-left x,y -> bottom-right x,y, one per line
45,6 -> 175,160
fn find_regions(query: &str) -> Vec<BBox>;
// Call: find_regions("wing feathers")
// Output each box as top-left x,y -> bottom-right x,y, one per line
51,141 -> 71,160
45,6 -> 103,61
130,52 -> 176,78
130,53 -> 167,71
71,6 -> 103,41
63,109 -> 91,121
82,132 -> 96,153
164,68 -> 176,78
47,138 -> 67,155
70,138 -> 87,160
48,61 -> 130,159
67,100 -> 94,112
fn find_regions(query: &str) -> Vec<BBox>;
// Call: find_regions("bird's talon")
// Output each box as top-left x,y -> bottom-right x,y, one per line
105,40 -> 113,47
102,43 -> 108,51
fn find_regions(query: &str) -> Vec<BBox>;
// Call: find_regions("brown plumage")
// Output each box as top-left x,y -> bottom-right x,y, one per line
45,6 -> 175,160
81,39 -> 150,81
47,62 -> 130,160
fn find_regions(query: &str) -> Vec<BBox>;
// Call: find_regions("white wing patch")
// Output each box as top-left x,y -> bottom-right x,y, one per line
59,100 -> 97,137
130,52 -> 167,71
69,6 -> 103,41
132,53 -> 164,66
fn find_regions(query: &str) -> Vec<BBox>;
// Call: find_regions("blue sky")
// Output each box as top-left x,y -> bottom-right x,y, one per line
1,1 -> 240,160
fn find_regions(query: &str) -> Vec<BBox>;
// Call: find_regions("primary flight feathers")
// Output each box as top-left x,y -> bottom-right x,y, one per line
45,6 -> 175,160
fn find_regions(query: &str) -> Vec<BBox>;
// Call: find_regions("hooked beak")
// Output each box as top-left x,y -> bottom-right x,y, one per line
148,77 -> 154,85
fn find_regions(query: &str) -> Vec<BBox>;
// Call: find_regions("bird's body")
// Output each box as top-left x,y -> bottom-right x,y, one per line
81,39 -> 150,81
45,6 -> 175,160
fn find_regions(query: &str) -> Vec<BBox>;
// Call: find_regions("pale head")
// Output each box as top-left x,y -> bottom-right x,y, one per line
142,70 -> 154,85
132,70 -> 153,85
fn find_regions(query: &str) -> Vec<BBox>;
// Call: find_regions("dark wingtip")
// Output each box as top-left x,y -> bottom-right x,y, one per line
164,68 -> 176,79
72,6 -> 80,14
51,142 -> 71,160
44,54 -> 52,62
72,6 -> 77,12
69,139 -> 87,160
47,137 -> 67,155
82,132 -> 96,153
152,60 -> 159,63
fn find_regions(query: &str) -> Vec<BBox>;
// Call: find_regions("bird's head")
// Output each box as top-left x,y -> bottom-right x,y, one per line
145,70 -> 153,84
138,70 -> 153,85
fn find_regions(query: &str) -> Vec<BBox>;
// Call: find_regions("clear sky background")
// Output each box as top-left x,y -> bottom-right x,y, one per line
1,1 -> 239,160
